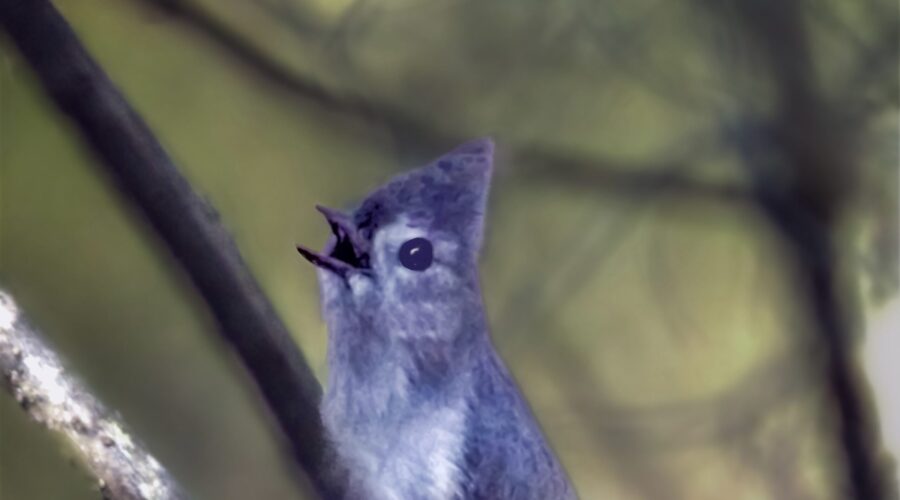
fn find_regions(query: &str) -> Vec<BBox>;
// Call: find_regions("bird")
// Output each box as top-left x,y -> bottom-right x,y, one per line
297,138 -> 576,500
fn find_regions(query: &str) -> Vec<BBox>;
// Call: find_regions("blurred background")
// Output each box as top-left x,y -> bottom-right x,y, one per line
1,0 -> 897,498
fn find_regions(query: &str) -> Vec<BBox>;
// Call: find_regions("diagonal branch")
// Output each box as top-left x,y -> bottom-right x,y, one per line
0,291 -> 187,500
138,0 -> 448,149
133,0 -> 753,203
0,1 -> 340,497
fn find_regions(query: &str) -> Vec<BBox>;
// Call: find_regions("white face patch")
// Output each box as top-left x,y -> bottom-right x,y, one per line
373,220 -> 421,314
369,218 -> 464,340
372,217 -> 426,273
348,272 -> 373,298
433,239 -> 459,260
373,218 -> 460,286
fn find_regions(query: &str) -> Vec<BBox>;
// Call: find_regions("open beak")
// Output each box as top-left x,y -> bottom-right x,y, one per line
297,205 -> 370,278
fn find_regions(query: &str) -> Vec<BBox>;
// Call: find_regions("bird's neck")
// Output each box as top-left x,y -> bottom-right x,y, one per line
322,296 -> 488,414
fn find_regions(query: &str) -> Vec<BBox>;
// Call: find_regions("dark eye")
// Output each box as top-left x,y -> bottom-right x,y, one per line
398,237 -> 433,271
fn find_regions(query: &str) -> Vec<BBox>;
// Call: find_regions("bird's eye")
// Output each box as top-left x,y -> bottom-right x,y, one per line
398,237 -> 433,271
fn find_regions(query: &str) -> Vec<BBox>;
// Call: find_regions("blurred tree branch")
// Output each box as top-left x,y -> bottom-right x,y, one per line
139,0 -> 446,149
0,1 -> 340,497
134,0 -> 754,204
714,0 -> 898,498
844,21 -> 900,118
0,291 -> 187,500
536,324 -> 821,500
514,143 -> 748,203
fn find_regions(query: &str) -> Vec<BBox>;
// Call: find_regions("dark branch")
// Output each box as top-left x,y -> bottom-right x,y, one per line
0,1 -> 339,497
719,1 -> 898,498
514,144 -> 750,203
0,291 -> 187,500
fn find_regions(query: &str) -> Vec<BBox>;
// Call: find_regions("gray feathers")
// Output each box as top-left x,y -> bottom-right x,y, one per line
300,139 -> 575,499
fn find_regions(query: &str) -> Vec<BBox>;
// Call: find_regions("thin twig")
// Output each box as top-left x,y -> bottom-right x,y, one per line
0,1 -> 339,497
0,290 -> 187,500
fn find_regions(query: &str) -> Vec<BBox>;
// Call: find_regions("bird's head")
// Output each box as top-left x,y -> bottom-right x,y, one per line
297,138 -> 494,342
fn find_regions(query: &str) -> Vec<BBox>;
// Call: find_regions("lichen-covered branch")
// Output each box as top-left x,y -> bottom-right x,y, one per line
0,291 -> 186,500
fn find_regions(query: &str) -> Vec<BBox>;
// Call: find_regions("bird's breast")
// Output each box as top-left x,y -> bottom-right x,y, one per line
323,394 -> 468,500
